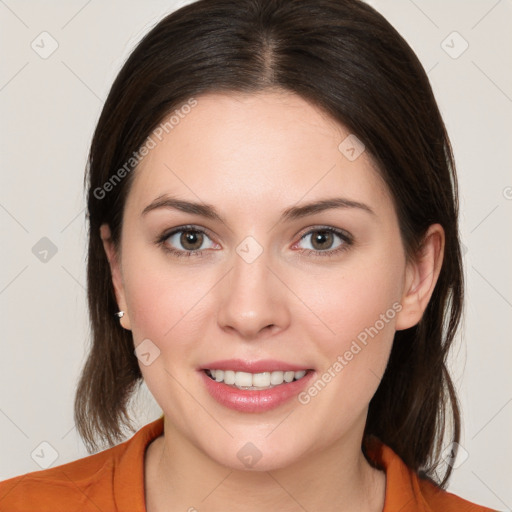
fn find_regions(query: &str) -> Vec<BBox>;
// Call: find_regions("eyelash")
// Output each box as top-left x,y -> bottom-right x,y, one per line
156,225 -> 353,259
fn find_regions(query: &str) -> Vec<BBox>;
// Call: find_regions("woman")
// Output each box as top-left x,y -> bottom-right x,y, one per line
0,0 -> 497,510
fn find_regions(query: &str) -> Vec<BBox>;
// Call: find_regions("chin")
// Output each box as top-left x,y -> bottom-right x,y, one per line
201,434 -> 309,472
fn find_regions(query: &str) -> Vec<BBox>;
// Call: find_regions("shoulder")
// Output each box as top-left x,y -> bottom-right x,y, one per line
0,417 -> 164,512
416,475 -> 497,511
0,441 -> 124,511
364,438 -> 497,512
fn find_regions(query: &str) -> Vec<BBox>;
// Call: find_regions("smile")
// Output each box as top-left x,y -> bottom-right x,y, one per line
205,369 -> 309,390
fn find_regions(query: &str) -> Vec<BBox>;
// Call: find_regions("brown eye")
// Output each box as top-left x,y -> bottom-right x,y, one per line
310,230 -> 335,250
162,227 -> 216,256
295,227 -> 352,258
180,230 -> 204,251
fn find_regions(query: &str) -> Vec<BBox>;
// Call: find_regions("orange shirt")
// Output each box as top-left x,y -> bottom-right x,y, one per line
0,417 -> 495,511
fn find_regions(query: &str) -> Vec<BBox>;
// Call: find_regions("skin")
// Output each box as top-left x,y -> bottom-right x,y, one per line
101,90 -> 444,512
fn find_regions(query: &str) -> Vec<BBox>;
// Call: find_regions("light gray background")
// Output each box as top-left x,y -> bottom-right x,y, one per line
0,0 -> 511,509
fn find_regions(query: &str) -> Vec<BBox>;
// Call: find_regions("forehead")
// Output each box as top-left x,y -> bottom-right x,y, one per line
126,91 -> 393,217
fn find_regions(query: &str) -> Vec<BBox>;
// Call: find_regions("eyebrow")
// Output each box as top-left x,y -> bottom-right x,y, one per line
141,195 -> 375,223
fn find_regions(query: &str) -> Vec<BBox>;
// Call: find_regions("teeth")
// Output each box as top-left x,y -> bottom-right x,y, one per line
223,370 -> 236,385
207,369 -> 308,389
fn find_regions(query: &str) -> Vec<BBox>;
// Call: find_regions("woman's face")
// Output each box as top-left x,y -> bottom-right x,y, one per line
103,90 -> 427,470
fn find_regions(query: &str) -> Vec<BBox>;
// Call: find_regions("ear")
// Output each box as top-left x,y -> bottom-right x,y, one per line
395,224 -> 445,331
100,224 -> 131,330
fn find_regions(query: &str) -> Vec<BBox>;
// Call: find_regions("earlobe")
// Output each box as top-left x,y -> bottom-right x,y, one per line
395,224 -> 445,331
100,224 -> 131,330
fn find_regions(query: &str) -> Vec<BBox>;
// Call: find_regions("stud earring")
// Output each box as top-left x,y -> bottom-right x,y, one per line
115,311 -> 125,318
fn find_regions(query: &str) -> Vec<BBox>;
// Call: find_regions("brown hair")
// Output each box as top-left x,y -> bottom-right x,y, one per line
76,0 -> 462,487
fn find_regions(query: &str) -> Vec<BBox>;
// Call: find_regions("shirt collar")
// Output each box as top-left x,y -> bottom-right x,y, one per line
365,436 -> 432,512
114,416 -> 164,512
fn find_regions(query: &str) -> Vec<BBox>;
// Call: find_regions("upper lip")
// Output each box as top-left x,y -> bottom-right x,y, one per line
200,359 -> 313,373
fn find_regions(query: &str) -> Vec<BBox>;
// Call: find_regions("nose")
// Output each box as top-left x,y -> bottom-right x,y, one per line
216,247 -> 291,340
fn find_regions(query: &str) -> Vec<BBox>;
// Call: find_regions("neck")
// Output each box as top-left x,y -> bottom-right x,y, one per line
144,416 -> 386,512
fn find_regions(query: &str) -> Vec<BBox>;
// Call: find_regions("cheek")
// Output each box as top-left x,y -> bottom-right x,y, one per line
290,294 -> 397,444
301,248 -> 403,345
295,249 -> 404,406
121,245 -> 212,343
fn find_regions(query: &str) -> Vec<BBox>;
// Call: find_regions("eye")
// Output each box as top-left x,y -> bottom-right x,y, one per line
157,225 -> 353,259
294,227 -> 352,257
158,226 -> 217,257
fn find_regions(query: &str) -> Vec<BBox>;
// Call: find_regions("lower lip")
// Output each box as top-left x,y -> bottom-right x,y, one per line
199,370 -> 315,413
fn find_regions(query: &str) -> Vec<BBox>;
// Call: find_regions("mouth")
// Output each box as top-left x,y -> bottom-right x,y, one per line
199,361 -> 316,412
203,368 -> 313,390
